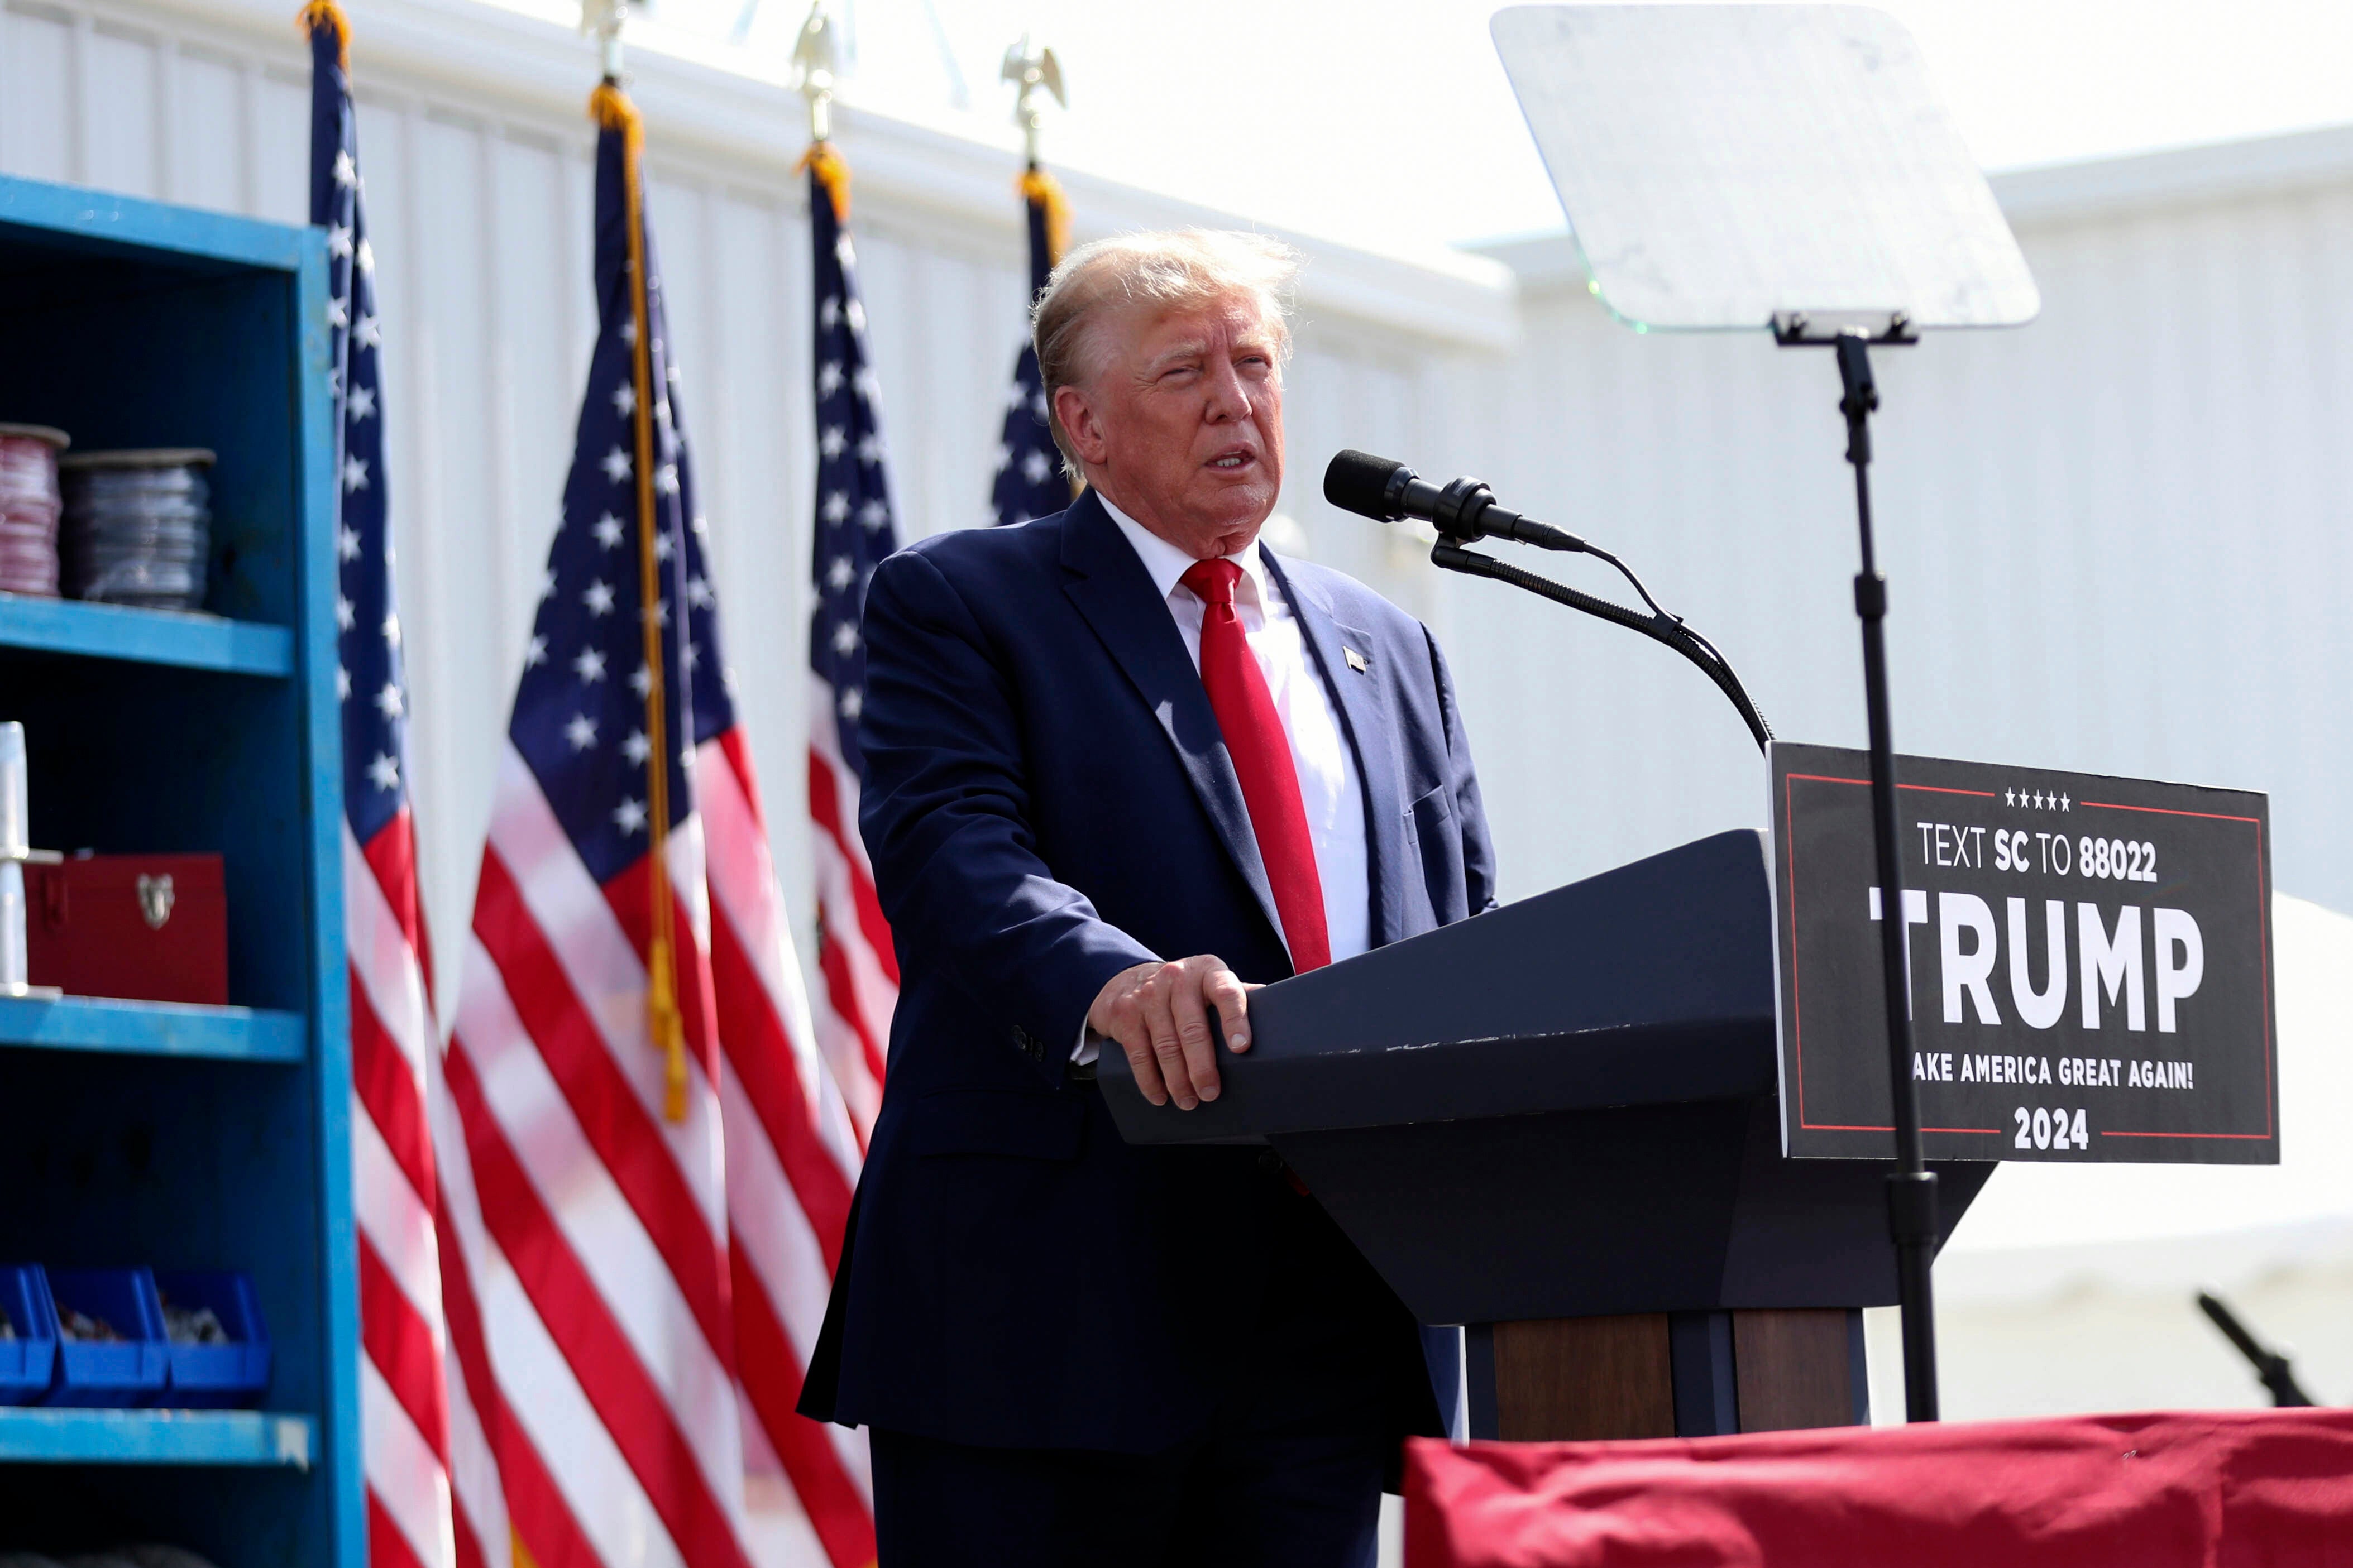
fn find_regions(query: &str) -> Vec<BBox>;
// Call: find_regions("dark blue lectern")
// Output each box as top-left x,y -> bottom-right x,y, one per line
1096,831 -> 1993,1439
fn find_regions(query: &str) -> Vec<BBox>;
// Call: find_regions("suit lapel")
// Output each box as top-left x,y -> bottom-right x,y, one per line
1059,492 -> 1287,952
1265,550 -> 1407,949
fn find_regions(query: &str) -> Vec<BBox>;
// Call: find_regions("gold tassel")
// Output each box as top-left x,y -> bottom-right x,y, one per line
296,0 -> 350,69
1018,165 -> 1069,269
797,142 -> 853,222
596,81 -> 690,1122
588,79 -> 638,138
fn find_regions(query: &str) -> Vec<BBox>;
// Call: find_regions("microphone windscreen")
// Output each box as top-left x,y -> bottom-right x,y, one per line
1324,449 -> 1406,520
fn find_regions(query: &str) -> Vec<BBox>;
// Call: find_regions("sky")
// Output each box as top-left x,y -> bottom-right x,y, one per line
634,0 -> 2353,253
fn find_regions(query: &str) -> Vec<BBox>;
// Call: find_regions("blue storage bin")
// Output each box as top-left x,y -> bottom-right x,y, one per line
45,1267 -> 168,1407
154,1269 -> 270,1409
0,1264 -> 59,1405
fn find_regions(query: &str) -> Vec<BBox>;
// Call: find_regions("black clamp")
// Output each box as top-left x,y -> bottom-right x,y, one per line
1885,1169 -> 1941,1245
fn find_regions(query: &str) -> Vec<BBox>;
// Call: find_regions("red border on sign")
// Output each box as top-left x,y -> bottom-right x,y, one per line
1780,774 -> 2274,1148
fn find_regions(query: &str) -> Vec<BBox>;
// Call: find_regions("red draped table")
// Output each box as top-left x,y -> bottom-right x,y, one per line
1405,1408 -> 2353,1567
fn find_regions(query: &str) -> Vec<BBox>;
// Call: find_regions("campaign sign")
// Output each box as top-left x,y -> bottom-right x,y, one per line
1769,742 -> 2275,1163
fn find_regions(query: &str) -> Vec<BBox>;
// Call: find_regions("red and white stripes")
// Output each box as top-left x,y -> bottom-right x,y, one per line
433,740 -> 873,1568
807,682 -> 894,1143
347,809 -> 490,1568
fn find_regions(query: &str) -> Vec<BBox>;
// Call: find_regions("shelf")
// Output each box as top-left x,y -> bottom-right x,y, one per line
0,597 -> 293,677
0,995 -> 305,1062
0,1408 -> 313,1468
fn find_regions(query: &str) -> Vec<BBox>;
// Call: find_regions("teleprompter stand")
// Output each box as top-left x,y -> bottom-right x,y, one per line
1489,4 -> 2044,1420
1785,320 -> 1945,1418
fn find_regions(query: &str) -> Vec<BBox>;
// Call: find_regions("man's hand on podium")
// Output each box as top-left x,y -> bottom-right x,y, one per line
1088,956 -> 1256,1111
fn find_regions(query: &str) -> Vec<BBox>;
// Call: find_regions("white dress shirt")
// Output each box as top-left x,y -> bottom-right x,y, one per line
1077,498 -> 1371,1064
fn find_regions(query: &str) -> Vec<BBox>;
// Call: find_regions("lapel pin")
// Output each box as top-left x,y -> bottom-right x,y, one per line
1343,646 -> 1369,673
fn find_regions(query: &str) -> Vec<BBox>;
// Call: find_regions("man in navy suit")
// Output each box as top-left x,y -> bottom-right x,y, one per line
799,229 -> 1496,1567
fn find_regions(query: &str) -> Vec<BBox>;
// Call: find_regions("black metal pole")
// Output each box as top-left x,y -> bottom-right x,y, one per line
1835,335 -> 1941,1422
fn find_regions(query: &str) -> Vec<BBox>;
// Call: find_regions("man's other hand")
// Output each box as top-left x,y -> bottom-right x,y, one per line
1087,956 -> 1254,1111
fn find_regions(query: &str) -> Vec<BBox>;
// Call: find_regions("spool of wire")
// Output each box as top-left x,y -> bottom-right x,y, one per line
0,424 -> 70,598
59,448 -> 215,611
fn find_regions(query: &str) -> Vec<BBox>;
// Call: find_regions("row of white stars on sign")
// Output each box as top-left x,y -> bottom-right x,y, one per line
2007,788 -> 2071,811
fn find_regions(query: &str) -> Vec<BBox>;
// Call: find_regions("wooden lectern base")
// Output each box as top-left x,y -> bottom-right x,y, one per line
1465,1309 -> 1868,1440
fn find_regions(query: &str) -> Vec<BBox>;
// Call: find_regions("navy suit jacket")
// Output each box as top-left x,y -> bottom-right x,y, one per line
798,490 -> 1497,1454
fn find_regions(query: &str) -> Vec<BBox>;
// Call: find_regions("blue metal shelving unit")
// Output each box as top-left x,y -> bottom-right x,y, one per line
0,173 -> 360,1568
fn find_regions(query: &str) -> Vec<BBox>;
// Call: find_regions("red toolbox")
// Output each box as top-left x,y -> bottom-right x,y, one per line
23,853 -> 228,1005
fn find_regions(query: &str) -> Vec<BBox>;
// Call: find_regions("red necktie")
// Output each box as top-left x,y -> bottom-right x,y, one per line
1180,558 -> 1331,973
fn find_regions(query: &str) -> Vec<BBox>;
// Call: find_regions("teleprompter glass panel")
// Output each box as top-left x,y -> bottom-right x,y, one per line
1490,6 -> 2040,333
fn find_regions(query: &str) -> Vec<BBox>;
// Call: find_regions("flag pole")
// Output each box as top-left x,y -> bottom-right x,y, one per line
1001,33 -> 1068,260
586,0 -> 688,1121
792,1 -> 847,209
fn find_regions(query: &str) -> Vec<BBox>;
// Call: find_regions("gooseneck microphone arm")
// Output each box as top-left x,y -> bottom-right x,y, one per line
1431,543 -> 1771,752
1324,450 -> 1771,753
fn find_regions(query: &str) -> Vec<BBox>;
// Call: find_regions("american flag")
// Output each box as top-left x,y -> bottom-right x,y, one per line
307,11 -> 481,1568
432,87 -> 872,1568
804,152 -> 895,1139
989,169 -> 1072,528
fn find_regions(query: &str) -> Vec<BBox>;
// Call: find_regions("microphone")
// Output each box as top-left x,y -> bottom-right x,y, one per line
1322,450 -> 1585,553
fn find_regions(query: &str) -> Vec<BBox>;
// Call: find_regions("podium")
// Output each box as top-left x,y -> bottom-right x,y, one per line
1096,831 -> 1993,1440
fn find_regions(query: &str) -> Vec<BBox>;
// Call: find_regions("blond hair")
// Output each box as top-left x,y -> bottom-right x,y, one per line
1032,229 -> 1302,477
